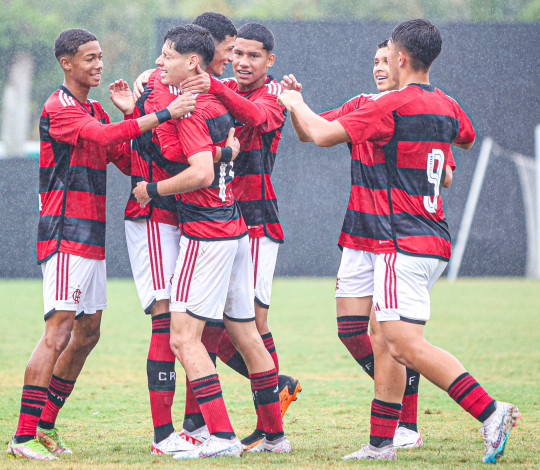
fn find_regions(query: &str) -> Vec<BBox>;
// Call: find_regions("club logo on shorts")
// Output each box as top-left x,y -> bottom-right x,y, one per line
72,289 -> 82,303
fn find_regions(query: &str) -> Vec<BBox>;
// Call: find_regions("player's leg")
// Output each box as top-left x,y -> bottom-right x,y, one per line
377,254 -> 519,463
125,220 -> 193,453
335,248 -> 375,376
169,237 -> 243,459
8,253 -> 79,460
223,236 -> 290,453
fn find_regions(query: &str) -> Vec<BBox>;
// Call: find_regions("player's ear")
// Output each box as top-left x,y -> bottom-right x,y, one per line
59,56 -> 71,72
267,53 -> 276,68
188,54 -> 199,71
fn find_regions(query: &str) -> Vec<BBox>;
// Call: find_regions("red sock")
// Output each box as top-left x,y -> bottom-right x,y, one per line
148,313 -> 175,443
337,316 -> 374,377
250,369 -> 283,441
38,375 -> 75,430
399,368 -> 420,432
447,372 -> 496,422
190,374 -> 235,439
14,385 -> 48,442
261,332 -> 279,374
370,399 -> 401,447
217,331 -> 249,378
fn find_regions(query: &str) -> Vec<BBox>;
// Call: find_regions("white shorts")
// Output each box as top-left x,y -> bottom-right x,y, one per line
169,235 -> 255,322
42,252 -> 106,319
373,252 -> 447,324
250,236 -> 279,308
335,247 -> 377,298
125,219 -> 180,314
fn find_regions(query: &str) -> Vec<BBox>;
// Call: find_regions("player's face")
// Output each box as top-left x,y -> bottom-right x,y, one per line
233,38 -> 275,91
373,46 -> 398,92
207,35 -> 236,77
155,41 -> 191,86
65,41 -> 103,89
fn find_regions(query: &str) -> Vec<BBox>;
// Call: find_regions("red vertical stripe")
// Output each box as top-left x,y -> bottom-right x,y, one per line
177,239 -> 193,302
65,254 -> 69,300
183,240 -> 199,302
155,222 -> 165,290
391,253 -> 398,308
252,238 -> 259,289
147,220 -> 157,291
56,253 -> 60,301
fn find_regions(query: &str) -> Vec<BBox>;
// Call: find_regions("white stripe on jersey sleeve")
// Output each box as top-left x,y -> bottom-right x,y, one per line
58,91 -> 69,107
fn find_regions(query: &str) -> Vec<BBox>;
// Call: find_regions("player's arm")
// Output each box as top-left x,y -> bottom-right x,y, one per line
133,68 -> 156,101
443,165 -> 453,188
132,151 -> 214,206
453,140 -> 474,150
278,90 -> 350,147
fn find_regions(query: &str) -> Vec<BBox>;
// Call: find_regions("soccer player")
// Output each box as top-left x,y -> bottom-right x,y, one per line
133,24 -> 291,458
126,12 -> 247,453
282,39 -> 454,450
180,21 -> 302,449
278,19 -> 519,463
5,28 -> 195,461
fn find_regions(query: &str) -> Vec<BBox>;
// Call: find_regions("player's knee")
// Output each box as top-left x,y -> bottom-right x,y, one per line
43,330 -> 71,355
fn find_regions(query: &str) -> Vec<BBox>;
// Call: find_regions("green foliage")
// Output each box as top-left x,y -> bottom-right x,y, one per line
0,278 -> 539,468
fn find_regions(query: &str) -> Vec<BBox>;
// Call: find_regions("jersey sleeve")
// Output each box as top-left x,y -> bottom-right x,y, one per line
319,94 -> 371,121
452,101 -> 476,146
336,98 -> 386,145
47,100 -> 100,146
446,147 -> 456,170
176,112 -> 213,158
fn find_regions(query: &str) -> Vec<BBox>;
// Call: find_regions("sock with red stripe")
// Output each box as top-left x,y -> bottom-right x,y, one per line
337,315 -> 374,378
190,374 -> 235,439
147,313 -> 176,443
399,368 -> 420,432
37,375 -> 75,430
447,372 -> 496,422
14,385 -> 48,443
370,398 -> 401,448
250,369 -> 284,441
217,330 -> 249,379
261,332 -> 279,373
182,322 -> 225,432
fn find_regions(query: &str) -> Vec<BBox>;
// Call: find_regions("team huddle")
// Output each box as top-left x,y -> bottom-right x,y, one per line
7,12 -> 520,464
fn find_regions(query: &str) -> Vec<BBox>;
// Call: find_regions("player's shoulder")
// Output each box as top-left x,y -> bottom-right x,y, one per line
220,76 -> 238,91
346,92 -> 377,107
263,76 -> 283,96
45,88 -> 77,111
192,93 -> 228,120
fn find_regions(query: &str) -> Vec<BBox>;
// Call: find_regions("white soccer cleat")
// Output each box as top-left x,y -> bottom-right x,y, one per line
481,401 -> 521,464
151,431 -> 197,455
173,435 -> 243,459
178,425 -> 210,446
343,443 -> 396,460
248,435 -> 292,453
393,426 -> 423,449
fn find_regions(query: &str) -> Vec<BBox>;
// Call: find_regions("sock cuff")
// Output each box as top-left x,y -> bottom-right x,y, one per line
249,369 -> 278,389
151,313 -> 171,332
337,316 -> 369,336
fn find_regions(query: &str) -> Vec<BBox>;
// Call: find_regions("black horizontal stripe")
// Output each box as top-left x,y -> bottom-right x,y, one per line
38,216 -> 106,247
68,165 -> 107,195
351,160 -> 387,190
237,199 -> 280,226
206,112 -> 235,143
341,210 -> 393,241
397,167 -> 448,195
178,200 -> 242,224
393,113 -> 458,143
393,212 -> 450,241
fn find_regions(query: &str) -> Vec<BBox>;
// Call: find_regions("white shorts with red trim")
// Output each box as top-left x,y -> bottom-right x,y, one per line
335,247 -> 377,298
125,219 -> 180,314
250,236 -> 279,309
373,252 -> 447,324
41,252 -> 106,319
169,235 -> 255,322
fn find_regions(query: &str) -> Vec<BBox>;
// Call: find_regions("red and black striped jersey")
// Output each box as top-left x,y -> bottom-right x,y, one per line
337,84 -> 474,261
38,87 -> 138,263
212,76 -> 286,242
124,68 -> 186,226
161,93 -> 247,241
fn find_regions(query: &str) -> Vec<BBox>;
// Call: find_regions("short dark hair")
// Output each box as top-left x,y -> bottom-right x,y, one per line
193,12 -> 237,43
237,23 -> 275,53
54,28 -> 97,61
377,39 -> 389,49
164,24 -> 215,69
391,19 -> 441,71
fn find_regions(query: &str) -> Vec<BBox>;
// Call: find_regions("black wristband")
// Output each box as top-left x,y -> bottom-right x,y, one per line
220,146 -> 233,163
146,182 -> 159,198
155,108 -> 172,124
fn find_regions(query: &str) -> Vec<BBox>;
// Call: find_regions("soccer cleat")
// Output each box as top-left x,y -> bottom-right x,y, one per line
248,435 -> 292,453
6,438 -> 58,460
173,435 -> 243,459
278,375 -> 302,417
343,443 -> 397,460
37,426 -> 73,454
241,428 -> 265,450
178,425 -> 210,446
393,426 -> 423,449
481,401 -> 521,464
151,431 -> 197,455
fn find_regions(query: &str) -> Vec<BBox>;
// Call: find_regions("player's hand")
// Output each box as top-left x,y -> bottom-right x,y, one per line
277,90 -> 304,110
281,74 -> 302,92
133,68 -> 154,101
225,127 -> 240,161
109,79 -> 135,115
133,181 -> 151,207
180,64 -> 211,94
166,91 -> 196,119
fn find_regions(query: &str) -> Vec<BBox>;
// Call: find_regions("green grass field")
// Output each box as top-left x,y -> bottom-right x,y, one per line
0,278 -> 538,469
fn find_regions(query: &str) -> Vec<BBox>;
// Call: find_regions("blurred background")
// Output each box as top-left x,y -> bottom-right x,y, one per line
1,0 -> 539,279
